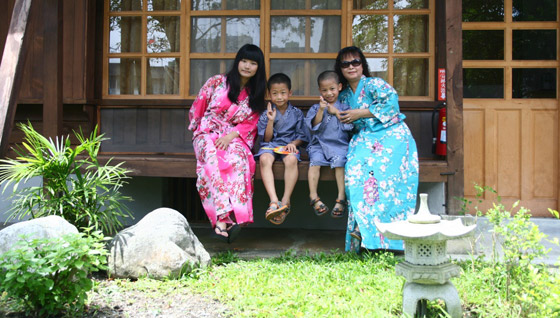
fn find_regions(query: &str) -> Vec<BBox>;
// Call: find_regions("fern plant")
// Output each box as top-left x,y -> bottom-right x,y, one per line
0,122 -> 133,234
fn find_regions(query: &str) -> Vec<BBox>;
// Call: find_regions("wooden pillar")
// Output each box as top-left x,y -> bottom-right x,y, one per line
0,0 -> 34,155
444,0 -> 464,214
42,0 -> 63,139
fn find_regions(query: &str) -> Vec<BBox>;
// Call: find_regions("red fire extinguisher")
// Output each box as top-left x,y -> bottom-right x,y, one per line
432,103 -> 447,156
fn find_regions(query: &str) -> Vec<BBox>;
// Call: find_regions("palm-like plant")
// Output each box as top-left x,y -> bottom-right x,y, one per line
0,122 -> 133,235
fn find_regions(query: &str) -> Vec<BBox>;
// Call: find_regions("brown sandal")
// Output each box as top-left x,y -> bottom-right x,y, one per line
270,205 -> 291,225
266,202 -> 288,221
310,197 -> 329,216
331,199 -> 347,218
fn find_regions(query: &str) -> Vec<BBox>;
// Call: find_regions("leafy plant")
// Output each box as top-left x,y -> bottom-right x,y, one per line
458,185 -> 559,317
0,231 -> 108,317
0,122 -> 133,234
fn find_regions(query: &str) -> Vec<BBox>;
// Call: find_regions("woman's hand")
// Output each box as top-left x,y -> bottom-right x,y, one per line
215,132 -> 238,150
340,109 -> 371,123
266,102 -> 276,121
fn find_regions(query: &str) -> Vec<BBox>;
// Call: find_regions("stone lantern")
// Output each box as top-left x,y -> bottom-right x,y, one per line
375,193 -> 476,318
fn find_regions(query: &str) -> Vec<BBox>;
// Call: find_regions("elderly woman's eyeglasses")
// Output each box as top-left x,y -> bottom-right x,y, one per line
340,59 -> 362,68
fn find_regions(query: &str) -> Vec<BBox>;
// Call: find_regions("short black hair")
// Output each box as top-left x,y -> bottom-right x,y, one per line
317,70 -> 340,86
267,73 -> 291,90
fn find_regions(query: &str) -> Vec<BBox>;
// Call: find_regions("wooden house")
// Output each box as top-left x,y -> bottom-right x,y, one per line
0,0 -> 557,223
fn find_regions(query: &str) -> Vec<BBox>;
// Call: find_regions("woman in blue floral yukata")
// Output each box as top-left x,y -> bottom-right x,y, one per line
335,46 -> 419,252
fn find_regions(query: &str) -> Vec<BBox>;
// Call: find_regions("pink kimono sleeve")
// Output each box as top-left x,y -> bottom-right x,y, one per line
188,75 -> 221,131
234,112 -> 260,149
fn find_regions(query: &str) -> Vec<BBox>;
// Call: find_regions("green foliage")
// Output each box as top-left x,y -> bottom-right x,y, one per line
0,231 -> 108,317
0,122 -> 133,234
456,185 -> 560,317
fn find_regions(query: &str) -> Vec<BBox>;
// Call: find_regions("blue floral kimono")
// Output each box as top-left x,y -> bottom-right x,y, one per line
339,76 -> 419,252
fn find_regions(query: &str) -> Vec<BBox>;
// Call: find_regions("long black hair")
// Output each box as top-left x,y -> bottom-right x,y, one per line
226,44 -> 267,113
334,46 -> 371,90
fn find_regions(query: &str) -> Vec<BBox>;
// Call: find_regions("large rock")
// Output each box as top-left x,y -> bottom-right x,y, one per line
108,208 -> 211,279
0,215 -> 78,255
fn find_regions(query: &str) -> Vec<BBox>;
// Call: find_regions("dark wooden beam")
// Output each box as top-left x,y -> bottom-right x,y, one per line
42,0 -> 63,139
444,0 -> 465,214
0,0 -> 33,155
96,154 -> 449,183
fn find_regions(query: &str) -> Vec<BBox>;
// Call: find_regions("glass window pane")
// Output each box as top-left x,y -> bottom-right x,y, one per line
394,15 -> 428,53
393,58 -> 428,96
513,0 -> 556,21
270,60 -> 334,96
225,17 -> 260,52
462,0 -> 504,22
513,30 -> 556,60
353,0 -> 387,10
191,17 -> 259,53
271,0 -> 341,9
110,0 -> 143,11
191,17 -> 221,53
311,0 -> 341,9
394,0 -> 428,9
148,0 -> 181,10
191,0 -> 259,10
109,16 -> 142,53
463,68 -> 504,98
147,58 -> 180,94
190,59 -> 233,95
271,16 -> 340,53
109,58 -> 141,95
271,17 -> 305,52
147,16 -> 180,53
352,15 -> 388,53
512,68 -> 556,98
367,58 -> 388,81
463,30 -> 504,60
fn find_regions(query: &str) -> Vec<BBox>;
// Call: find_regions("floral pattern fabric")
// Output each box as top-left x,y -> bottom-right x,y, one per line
188,74 -> 260,226
339,76 -> 419,252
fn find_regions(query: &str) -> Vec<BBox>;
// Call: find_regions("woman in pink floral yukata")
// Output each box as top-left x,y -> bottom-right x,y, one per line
188,44 -> 267,243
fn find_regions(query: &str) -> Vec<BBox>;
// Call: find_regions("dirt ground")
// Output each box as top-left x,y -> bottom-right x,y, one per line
1,277 -> 230,318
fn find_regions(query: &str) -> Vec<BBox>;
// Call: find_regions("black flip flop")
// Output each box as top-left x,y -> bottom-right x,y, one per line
211,225 -> 229,243
227,224 -> 241,244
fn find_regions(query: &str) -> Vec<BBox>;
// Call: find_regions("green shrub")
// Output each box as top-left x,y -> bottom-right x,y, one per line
0,122 -> 133,234
0,231 -> 108,317
459,186 -> 560,317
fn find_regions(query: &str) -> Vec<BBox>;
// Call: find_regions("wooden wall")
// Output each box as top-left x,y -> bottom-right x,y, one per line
0,0 -> 95,104
0,0 -> 96,145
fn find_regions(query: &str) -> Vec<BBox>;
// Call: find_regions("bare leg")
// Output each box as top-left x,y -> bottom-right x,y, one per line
308,165 -> 321,201
280,154 -> 298,206
259,153 -> 279,203
332,167 -> 347,217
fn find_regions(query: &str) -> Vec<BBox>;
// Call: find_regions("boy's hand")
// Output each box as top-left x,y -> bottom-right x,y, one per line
319,96 -> 328,110
266,102 -> 276,121
285,143 -> 298,153
327,103 -> 340,118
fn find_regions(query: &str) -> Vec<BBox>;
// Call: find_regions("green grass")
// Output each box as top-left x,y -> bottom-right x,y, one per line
6,250 -> 558,317
188,251 -> 406,317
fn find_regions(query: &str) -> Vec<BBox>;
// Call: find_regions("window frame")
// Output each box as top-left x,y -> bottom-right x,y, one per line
462,1 -> 559,100
102,0 -> 436,102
